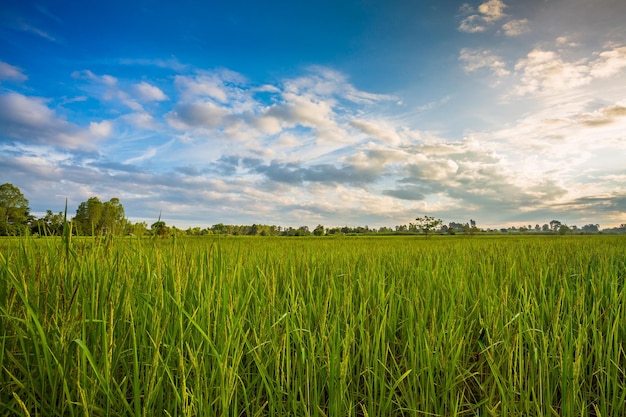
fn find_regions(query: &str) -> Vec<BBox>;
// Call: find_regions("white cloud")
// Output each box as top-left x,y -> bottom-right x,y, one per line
0,61 -> 27,81
590,46 -> 626,78
0,93 -> 105,149
122,112 -> 159,130
134,81 -> 168,101
501,18 -> 529,36
72,70 -> 117,86
459,48 -> 510,77
514,45 -> 626,95
18,22 -> 58,43
89,120 -> 113,138
458,0 -> 507,33
478,0 -> 506,22
166,101 -> 229,129
350,119 -> 404,146
514,49 -> 591,95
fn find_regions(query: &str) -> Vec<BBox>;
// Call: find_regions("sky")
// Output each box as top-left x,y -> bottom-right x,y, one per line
1,0 -> 626,230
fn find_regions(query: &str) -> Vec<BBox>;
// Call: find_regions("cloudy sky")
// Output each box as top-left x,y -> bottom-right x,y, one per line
1,0 -> 626,229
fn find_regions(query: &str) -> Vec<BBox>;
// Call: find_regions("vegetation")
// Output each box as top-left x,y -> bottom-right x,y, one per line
1,234 -> 625,416
0,184 -> 624,237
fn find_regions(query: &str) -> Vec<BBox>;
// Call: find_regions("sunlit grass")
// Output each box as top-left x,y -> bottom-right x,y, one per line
1,235 -> 625,416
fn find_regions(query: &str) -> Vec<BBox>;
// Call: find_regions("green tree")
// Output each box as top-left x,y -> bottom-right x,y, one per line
313,224 -> 325,236
0,183 -> 31,235
414,215 -> 443,237
74,197 -> 126,236
151,220 -> 170,238
32,210 -> 65,235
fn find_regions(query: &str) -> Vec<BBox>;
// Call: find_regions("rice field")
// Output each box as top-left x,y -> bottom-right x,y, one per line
1,235 -> 625,416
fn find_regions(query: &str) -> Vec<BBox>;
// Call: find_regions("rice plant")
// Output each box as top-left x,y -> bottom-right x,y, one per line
1,235 -> 624,416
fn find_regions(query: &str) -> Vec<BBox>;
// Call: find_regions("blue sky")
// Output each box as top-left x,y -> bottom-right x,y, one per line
1,0 -> 626,229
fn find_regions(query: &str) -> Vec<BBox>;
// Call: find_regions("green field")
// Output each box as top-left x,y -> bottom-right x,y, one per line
1,235 -> 625,416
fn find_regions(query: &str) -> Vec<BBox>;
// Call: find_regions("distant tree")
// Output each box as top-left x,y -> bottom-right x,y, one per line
0,183 -> 31,235
415,215 -> 443,237
581,224 -> 600,233
151,220 -> 170,237
313,224 -> 325,236
549,220 -> 562,232
465,219 -> 479,235
32,209 -> 64,235
558,224 -> 571,235
74,197 -> 126,236
129,221 -> 148,237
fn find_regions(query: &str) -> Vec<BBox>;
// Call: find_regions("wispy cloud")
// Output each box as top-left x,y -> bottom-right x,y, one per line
18,21 -> 59,43
0,61 -> 28,81
459,48 -> 510,77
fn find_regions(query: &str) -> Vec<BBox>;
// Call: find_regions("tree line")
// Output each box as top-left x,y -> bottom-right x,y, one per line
1,183 -> 623,237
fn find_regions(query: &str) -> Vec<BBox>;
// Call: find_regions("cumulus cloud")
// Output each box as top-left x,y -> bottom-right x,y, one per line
590,46 -> 626,78
0,61 -> 27,81
477,0 -> 506,22
458,0 -> 507,33
134,81 -> 168,101
0,93 -> 108,149
501,18 -> 529,36
514,45 -> 626,95
459,48 -> 510,77
166,101 -> 229,129
514,49 -> 592,95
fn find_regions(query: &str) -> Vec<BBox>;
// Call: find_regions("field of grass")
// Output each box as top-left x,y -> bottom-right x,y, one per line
1,234 -> 625,416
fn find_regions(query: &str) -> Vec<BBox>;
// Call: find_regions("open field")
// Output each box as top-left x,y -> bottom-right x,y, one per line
1,235 -> 625,416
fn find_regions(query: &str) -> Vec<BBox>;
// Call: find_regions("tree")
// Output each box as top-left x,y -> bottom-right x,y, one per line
32,209 -> 64,236
415,215 -> 443,237
549,220 -> 562,232
581,224 -> 599,233
313,224 -> 325,236
0,183 -> 31,235
74,197 -> 126,236
151,220 -> 170,238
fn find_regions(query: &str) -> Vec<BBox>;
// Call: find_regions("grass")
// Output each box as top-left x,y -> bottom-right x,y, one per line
1,235 -> 625,416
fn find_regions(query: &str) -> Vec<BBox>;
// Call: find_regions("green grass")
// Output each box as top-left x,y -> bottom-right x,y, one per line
1,235 -> 625,416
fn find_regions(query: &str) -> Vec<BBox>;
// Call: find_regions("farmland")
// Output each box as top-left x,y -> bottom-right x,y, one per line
1,235 -> 625,416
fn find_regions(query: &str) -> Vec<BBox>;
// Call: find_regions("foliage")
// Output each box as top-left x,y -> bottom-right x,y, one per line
2,235 -> 625,415
74,197 -> 126,236
0,183 -> 31,235
414,215 -> 443,236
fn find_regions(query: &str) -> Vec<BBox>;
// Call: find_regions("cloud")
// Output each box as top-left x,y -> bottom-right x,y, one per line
72,70 -> 117,86
477,0 -> 506,22
134,82 -> 168,101
0,93 -> 108,149
577,104 -> 626,127
18,22 -> 59,43
501,18 -> 529,36
166,101 -> 229,129
0,61 -> 27,81
514,49 -> 592,95
458,0 -> 507,33
590,46 -> 626,78
514,45 -> 626,95
459,48 -> 510,77
89,120 -> 113,137
174,70 -> 246,102
350,119 -> 404,146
